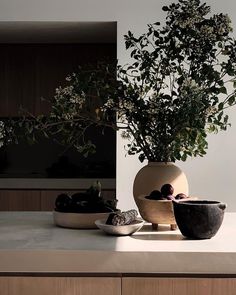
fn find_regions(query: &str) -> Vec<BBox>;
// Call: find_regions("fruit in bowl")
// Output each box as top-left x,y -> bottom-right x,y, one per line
137,183 -> 193,230
53,181 -> 119,229
145,184 -> 189,202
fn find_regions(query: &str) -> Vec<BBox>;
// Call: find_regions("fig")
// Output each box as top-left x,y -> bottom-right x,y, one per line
175,193 -> 188,200
55,194 -> 72,212
146,190 -> 163,200
71,192 -> 88,202
161,184 -> 174,197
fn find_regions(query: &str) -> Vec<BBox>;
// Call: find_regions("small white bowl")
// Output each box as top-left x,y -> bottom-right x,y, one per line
95,218 -> 144,236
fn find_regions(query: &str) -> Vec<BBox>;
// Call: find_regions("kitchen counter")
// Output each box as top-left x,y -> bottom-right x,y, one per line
0,212 -> 235,275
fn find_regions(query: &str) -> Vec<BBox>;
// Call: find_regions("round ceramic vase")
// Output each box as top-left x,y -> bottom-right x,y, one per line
133,162 -> 189,205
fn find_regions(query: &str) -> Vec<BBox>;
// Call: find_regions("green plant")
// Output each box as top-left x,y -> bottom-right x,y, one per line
1,0 -> 236,163
104,0 -> 236,162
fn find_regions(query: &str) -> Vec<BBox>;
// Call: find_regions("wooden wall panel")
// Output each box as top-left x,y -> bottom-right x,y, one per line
122,278 -> 236,295
0,277 -> 121,295
0,43 -> 116,117
0,48 -> 8,116
0,190 -> 40,211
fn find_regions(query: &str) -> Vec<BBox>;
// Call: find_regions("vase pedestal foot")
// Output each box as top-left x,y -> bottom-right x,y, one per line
152,223 -> 177,231
152,223 -> 158,231
171,224 -> 177,231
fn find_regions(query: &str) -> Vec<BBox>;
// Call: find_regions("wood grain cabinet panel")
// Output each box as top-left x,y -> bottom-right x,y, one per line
0,190 -> 41,211
0,277 -> 121,295
122,277 -> 236,295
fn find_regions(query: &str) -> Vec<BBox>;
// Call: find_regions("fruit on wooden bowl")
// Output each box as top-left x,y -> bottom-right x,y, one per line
137,183 -> 193,230
53,181 -> 118,229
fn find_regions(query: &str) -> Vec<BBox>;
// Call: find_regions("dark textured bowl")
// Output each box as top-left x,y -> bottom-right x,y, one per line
173,200 -> 226,239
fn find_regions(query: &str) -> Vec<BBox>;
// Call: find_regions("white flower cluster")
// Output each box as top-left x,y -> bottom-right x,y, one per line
120,100 -> 136,112
213,14 -> 232,36
179,78 -> 201,97
205,106 -> 217,117
55,86 -> 85,109
200,25 -> 215,41
121,130 -> 131,139
55,85 -> 74,96
175,13 -> 202,29
65,73 -> 77,82
62,113 -> 77,120
103,98 -> 115,109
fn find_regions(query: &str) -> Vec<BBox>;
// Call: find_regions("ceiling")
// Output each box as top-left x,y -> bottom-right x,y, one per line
0,21 -> 117,43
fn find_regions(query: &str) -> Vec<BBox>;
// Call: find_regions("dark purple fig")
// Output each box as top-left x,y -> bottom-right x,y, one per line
161,184 -> 174,197
175,193 -> 188,200
147,190 -> 162,200
71,192 -> 89,202
55,194 -> 72,212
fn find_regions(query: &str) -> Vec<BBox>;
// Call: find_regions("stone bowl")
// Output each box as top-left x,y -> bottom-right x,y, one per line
173,200 -> 226,239
53,210 -> 119,229
95,218 -> 144,236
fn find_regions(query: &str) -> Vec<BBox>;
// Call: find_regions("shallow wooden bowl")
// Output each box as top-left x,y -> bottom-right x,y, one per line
53,211 -> 114,229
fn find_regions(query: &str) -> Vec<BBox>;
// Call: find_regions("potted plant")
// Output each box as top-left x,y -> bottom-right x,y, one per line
1,0 -> 236,226
102,0 -> 236,202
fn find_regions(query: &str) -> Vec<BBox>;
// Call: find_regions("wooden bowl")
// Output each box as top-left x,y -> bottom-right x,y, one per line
137,195 -> 197,230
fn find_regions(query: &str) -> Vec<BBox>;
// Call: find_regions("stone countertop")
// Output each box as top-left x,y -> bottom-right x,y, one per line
0,212 -> 235,274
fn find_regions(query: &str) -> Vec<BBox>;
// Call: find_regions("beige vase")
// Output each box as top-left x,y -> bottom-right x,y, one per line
133,162 -> 189,204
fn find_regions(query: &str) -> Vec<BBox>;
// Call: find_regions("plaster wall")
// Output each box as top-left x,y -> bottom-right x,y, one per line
0,0 -> 236,210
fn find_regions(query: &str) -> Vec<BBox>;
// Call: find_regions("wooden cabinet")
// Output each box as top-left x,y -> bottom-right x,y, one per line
0,276 -> 235,295
122,277 -> 236,295
0,277 -> 121,295
0,189 -> 116,211
0,190 -> 41,211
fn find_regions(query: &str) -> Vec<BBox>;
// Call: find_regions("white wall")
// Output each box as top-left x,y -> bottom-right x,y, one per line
0,0 -> 236,211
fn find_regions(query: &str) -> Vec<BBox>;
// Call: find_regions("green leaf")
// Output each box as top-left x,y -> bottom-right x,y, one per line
228,96 -> 235,106
220,87 -> 227,95
218,102 -> 224,110
162,6 -> 169,11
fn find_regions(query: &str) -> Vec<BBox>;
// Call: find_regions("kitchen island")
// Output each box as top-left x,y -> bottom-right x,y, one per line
0,212 -> 236,294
